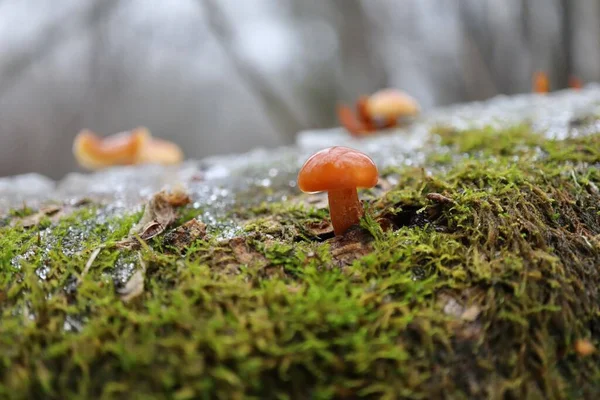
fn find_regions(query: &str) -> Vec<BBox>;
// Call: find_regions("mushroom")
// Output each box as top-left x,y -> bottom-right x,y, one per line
363,89 -> 420,127
533,71 -> 549,93
356,95 -> 397,131
73,127 -> 183,170
297,146 -> 379,236
336,104 -> 375,136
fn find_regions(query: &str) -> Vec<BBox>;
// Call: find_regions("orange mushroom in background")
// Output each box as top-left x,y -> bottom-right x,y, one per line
73,127 -> 184,170
568,75 -> 583,90
532,71 -> 585,93
363,89 -> 421,126
533,71 -> 550,94
336,104 -> 375,136
297,146 -> 378,236
337,88 -> 420,137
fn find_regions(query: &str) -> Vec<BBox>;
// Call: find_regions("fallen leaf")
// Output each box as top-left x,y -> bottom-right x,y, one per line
328,227 -> 372,266
12,204 -> 63,228
426,192 -> 455,204
305,220 -> 334,238
229,237 -> 267,266
118,270 -> 145,302
163,219 -> 207,251
163,185 -> 192,207
118,253 -> 146,302
117,188 -> 191,249
138,221 -> 165,241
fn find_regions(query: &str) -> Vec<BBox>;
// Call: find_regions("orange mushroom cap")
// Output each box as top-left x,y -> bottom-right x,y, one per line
297,146 -> 379,193
73,127 -> 150,170
365,89 -> 420,120
533,71 -> 549,93
73,127 -> 184,170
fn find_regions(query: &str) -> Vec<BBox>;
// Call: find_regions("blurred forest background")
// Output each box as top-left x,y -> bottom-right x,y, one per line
0,0 -> 598,178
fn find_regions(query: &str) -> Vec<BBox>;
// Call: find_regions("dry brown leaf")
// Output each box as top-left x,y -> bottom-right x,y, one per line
163,185 -> 191,207
305,220 -> 334,238
426,192 -> 455,204
328,227 -> 373,266
116,188 -> 191,249
229,237 -> 267,266
118,270 -> 145,302
118,253 -> 146,302
12,204 -> 63,228
163,219 -> 207,251
138,221 -> 165,241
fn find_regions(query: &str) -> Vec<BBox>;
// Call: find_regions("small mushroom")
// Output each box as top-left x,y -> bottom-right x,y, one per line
73,127 -> 183,170
297,146 -> 379,236
357,95 -> 396,131
364,89 -> 420,125
336,104 -> 375,136
533,71 -> 549,93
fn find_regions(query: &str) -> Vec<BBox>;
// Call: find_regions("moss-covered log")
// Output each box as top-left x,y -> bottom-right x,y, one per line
1,120 -> 599,398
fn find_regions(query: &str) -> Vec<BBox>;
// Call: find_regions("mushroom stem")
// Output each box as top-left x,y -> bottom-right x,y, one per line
327,188 -> 363,235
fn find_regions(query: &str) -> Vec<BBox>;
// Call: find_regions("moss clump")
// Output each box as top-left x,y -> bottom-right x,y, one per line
1,125 -> 599,399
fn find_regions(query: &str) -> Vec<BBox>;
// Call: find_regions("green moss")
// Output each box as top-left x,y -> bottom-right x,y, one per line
1,125 -> 600,399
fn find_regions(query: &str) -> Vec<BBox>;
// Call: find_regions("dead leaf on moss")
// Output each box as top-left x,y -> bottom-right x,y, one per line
427,192 -> 455,204
305,220 -> 334,239
229,237 -> 267,266
328,227 -> 373,266
163,219 -> 207,251
118,253 -> 146,302
116,188 -> 191,249
162,186 -> 192,207
11,204 -> 62,228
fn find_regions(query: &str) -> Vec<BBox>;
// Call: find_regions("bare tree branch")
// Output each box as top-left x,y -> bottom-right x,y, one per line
200,0 -> 306,142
